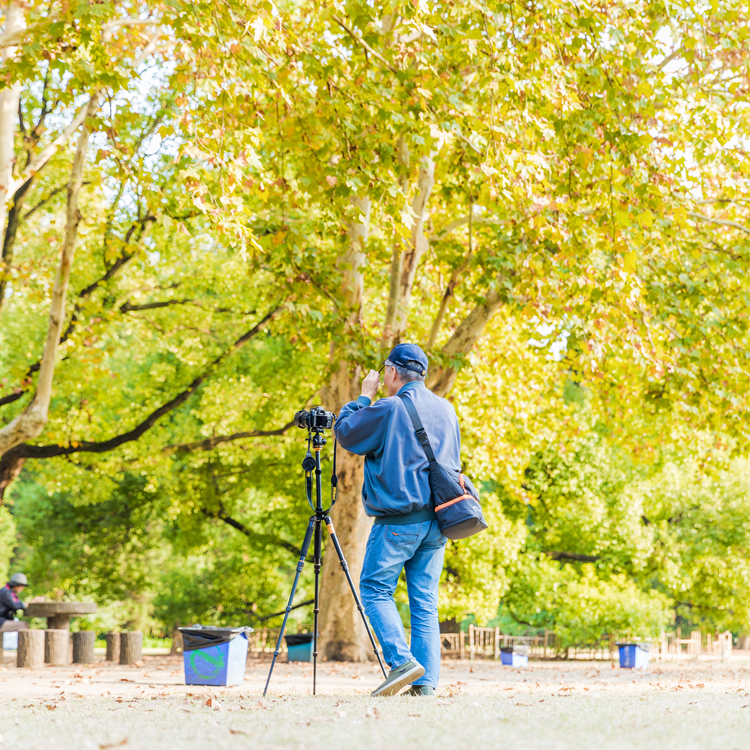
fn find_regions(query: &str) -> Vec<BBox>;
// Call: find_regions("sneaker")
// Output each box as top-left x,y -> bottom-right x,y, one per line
403,685 -> 436,697
371,659 -> 425,697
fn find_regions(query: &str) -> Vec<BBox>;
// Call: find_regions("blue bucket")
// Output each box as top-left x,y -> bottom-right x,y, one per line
180,627 -> 251,686
618,643 -> 649,669
286,633 -> 313,662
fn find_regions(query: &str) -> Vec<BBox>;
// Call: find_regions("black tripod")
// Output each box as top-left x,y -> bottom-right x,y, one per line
263,426 -> 387,696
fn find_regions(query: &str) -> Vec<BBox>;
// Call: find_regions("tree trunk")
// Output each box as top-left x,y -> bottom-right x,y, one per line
0,0 -> 24,269
318,363 -> 372,662
0,446 -> 25,501
119,631 -> 143,665
105,631 -> 120,662
171,626 -> 184,655
44,629 -> 69,665
317,195 -> 373,662
72,631 -> 95,664
17,629 -> 44,669
0,93 -> 99,456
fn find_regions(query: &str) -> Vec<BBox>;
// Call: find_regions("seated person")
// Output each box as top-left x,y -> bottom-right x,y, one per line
0,573 -> 29,632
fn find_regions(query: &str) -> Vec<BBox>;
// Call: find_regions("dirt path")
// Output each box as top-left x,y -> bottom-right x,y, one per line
1,654 -> 749,749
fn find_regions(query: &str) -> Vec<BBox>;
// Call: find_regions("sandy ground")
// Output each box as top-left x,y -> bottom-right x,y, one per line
1,653 -> 749,749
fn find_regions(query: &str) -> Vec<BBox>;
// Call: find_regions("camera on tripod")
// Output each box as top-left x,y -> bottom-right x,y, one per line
294,406 -> 335,431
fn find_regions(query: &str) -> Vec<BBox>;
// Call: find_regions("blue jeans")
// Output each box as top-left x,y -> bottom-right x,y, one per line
359,520 -> 446,688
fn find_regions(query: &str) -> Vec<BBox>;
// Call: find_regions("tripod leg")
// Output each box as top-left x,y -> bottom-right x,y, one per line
312,516 -> 323,695
263,516 -> 316,697
325,517 -> 388,679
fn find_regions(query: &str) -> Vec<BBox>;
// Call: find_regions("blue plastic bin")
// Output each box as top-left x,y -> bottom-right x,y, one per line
286,633 -> 313,662
500,645 -> 528,667
179,627 -> 252,686
618,643 -> 649,669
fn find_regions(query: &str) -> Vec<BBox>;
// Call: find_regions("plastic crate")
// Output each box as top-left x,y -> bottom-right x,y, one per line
500,645 -> 529,667
286,633 -> 314,662
179,627 -> 252,686
618,643 -> 650,669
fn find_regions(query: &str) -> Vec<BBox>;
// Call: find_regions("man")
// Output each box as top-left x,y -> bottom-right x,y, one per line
0,573 -> 29,632
335,343 -> 461,697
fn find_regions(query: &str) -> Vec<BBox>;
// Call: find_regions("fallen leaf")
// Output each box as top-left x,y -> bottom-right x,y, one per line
45,705 -> 57,711
99,741 -> 128,749
229,729 -> 249,736
365,706 -> 381,718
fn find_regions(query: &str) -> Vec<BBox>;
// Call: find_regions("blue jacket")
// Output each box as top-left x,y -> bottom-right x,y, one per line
334,381 -> 461,517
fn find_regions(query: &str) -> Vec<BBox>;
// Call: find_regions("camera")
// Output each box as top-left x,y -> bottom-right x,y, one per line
294,406 -> 335,431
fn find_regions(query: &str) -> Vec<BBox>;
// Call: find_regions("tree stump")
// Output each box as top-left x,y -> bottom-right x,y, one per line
72,631 -> 96,664
119,632 -> 143,665
45,629 -> 70,665
105,632 -> 120,662
18,630 -> 45,669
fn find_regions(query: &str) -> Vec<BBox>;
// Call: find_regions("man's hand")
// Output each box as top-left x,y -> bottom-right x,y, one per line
361,369 -> 381,401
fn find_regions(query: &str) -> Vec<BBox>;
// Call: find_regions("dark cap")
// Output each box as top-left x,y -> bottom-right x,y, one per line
386,343 -> 428,376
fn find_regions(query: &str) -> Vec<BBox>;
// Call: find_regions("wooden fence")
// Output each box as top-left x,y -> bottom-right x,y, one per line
247,626 -> 734,661
440,627 -> 734,661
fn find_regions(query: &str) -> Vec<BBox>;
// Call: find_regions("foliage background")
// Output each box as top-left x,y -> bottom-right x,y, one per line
2,0 -> 750,652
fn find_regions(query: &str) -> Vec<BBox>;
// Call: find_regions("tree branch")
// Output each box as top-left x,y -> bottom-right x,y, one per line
21,183 -> 76,221
119,298 -> 195,313
0,93 -> 100,456
8,306 -> 280,460
333,17 -> 399,75
426,280 -> 509,397
545,551 -> 601,563
382,137 -> 409,348
688,211 -> 750,235
393,155 -> 436,341
163,421 -> 295,454
200,503 -> 299,555
11,28 -> 161,197
0,218 -> 154,409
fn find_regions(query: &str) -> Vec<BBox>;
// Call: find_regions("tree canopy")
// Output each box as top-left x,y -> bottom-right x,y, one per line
2,0 -> 750,651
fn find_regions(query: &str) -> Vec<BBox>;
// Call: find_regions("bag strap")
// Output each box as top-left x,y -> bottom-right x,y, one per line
399,394 -> 437,464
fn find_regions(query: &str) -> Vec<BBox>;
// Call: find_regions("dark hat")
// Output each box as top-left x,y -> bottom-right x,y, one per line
386,343 -> 428,376
8,573 -> 27,587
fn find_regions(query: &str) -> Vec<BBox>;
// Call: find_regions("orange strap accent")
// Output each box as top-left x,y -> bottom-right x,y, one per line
435,494 -> 473,512
459,474 -> 466,491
